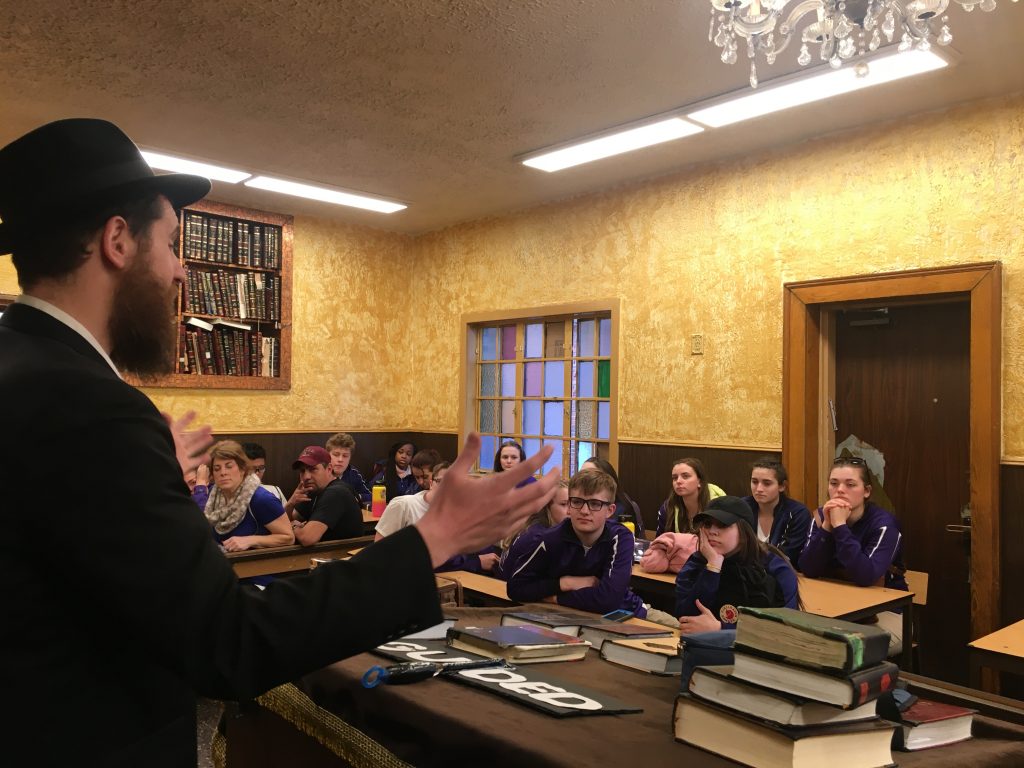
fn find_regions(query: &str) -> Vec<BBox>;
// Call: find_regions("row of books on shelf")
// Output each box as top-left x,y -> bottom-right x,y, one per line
673,607 -> 976,767
185,266 -> 281,322
178,318 -> 279,377
184,211 -> 282,268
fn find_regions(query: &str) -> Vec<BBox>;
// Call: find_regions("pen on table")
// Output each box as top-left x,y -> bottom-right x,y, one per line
361,658 -> 510,688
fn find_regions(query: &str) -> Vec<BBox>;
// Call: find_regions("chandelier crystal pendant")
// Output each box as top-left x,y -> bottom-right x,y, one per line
708,0 -> 1017,88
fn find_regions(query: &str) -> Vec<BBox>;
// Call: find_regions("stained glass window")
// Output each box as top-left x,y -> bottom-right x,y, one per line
472,310 -> 614,477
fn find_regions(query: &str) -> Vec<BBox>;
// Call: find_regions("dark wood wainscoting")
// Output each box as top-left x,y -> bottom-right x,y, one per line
211,431 -> 459,492
618,443 -> 782,528
1000,464 -> 1024,697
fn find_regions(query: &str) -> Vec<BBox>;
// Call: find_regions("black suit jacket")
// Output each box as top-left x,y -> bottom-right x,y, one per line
0,303 -> 441,766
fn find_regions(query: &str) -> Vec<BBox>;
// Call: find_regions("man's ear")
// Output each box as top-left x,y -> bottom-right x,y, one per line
606,502 -> 616,520
98,215 -> 133,270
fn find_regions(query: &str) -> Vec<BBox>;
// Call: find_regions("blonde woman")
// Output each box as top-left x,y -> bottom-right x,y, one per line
204,440 -> 293,562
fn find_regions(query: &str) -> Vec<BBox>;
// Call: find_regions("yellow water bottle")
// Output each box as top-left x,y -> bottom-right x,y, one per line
371,481 -> 387,518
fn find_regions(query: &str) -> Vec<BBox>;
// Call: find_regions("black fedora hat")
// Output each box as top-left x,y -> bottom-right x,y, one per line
0,118 -> 211,254
694,495 -> 757,531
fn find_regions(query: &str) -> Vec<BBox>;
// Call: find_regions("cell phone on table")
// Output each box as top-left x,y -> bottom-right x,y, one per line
602,609 -> 635,622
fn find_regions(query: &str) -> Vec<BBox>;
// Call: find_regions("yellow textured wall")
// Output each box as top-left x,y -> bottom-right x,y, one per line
3,94 -> 1022,457
410,93 -> 1024,455
0,256 -> 17,295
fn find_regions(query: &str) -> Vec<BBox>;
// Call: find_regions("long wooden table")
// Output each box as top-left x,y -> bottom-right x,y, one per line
223,606 -> 1024,768
226,535 -> 374,579
970,619 -> 1024,688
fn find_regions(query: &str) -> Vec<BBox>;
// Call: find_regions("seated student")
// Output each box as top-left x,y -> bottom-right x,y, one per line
374,462 -> 450,541
506,469 -> 646,618
202,440 -> 293,558
286,446 -> 363,545
190,462 -> 211,510
326,432 -> 371,505
494,440 -> 536,487
373,463 -> 497,573
654,457 -> 726,537
410,448 -> 442,492
369,440 -> 418,500
242,441 -> 288,508
800,457 -> 908,655
494,480 -> 570,580
675,496 -> 799,634
742,457 -> 812,567
581,456 -> 645,536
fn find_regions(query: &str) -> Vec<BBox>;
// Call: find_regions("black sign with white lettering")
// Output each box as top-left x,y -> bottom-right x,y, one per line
372,639 -> 642,717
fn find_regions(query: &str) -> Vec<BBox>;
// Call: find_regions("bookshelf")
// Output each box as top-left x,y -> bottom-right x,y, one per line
152,199 -> 292,390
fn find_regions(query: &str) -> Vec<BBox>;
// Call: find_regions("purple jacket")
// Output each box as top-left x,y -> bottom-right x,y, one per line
493,523 -> 549,581
506,518 -> 646,618
742,494 -> 812,568
435,546 -> 501,575
800,502 -> 908,591
339,466 -> 372,505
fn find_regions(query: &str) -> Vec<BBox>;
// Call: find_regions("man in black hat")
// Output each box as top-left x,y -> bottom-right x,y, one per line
0,118 -> 559,766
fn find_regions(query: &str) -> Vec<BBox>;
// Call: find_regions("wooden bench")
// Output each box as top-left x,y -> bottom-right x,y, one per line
226,535 -> 375,579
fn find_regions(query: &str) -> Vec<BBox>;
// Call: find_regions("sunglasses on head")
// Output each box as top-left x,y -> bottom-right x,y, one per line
833,456 -> 867,466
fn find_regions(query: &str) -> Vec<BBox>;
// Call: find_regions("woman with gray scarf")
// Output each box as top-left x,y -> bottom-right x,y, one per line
205,441 -> 293,567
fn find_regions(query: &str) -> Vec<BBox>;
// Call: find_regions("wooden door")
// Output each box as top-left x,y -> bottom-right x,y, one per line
834,302 -> 971,683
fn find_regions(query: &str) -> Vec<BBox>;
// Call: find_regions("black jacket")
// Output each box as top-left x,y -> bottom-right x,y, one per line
0,303 -> 441,766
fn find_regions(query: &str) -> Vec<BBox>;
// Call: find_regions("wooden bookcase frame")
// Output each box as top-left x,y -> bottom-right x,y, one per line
143,199 -> 293,390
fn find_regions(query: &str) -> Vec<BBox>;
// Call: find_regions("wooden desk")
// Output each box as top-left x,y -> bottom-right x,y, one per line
226,535 -> 374,579
970,619 -> 1024,688
798,575 -> 915,669
441,570 -> 511,605
222,607 -> 1024,768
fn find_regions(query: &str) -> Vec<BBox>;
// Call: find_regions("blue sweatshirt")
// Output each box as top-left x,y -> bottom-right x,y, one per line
675,551 -> 799,629
800,501 -> 908,591
742,494 -> 812,567
339,465 -> 372,505
506,518 -> 646,618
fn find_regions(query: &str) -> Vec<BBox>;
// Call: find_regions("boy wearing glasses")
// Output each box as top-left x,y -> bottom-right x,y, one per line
507,469 -> 646,618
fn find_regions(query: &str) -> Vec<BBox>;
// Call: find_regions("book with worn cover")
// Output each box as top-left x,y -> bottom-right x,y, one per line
673,694 -> 896,768
500,611 -> 594,637
736,606 -> 892,673
601,636 -> 682,675
733,650 -> 899,709
689,666 -> 879,727
577,621 -> 674,648
890,698 -> 976,751
446,624 -> 591,663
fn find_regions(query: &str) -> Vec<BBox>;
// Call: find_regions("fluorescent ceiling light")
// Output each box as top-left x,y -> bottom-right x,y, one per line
140,151 -> 251,184
522,117 -> 704,172
244,176 -> 406,213
688,49 -> 949,128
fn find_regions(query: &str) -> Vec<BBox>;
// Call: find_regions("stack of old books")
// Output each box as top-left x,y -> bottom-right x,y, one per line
673,607 -> 899,768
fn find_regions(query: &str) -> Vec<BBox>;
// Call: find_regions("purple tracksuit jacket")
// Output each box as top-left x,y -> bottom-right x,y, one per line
800,501 -> 908,592
506,518 -> 646,618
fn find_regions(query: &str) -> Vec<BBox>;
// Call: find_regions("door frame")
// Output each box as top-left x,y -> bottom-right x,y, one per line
782,262 -> 1001,646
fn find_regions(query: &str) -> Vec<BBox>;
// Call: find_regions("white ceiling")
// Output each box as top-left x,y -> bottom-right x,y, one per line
1,0 -> 1022,234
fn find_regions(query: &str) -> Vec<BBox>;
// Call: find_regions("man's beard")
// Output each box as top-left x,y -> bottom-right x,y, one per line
108,248 -> 179,379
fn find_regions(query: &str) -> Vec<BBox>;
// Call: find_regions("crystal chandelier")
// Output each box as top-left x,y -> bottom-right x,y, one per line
709,0 -> 1018,88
